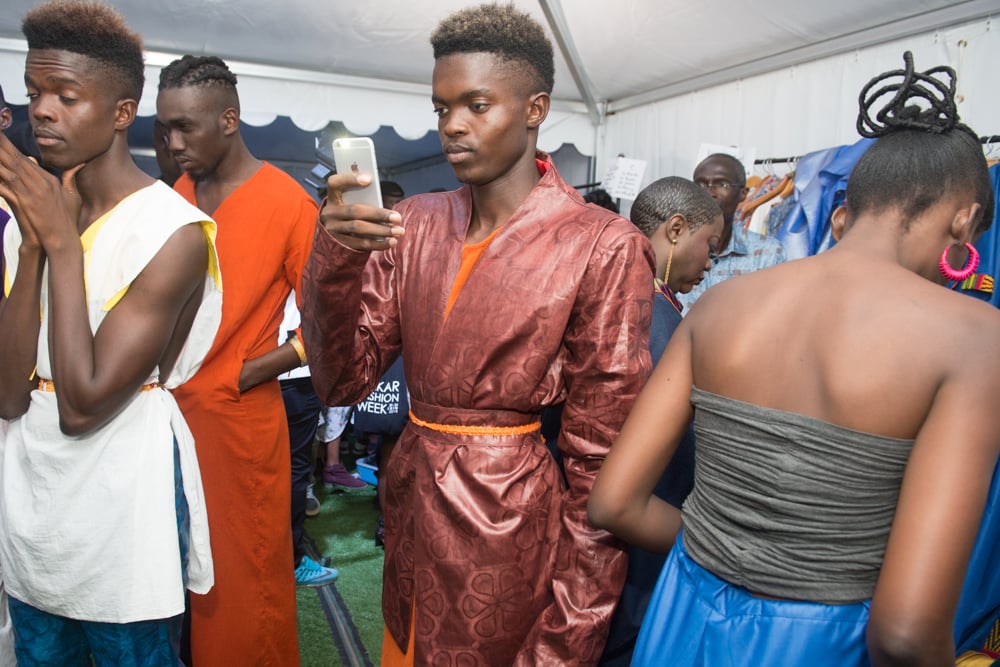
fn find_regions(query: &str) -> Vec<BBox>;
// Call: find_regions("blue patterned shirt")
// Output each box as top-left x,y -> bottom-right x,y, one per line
676,226 -> 785,310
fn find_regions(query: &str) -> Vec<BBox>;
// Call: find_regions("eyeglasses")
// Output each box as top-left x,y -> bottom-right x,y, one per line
696,180 -> 738,193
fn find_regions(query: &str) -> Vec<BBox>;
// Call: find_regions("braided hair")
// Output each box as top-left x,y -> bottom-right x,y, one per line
847,51 -> 992,231
158,55 -> 240,110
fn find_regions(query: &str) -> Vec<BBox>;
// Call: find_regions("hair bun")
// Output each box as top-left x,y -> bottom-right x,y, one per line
857,51 -> 963,138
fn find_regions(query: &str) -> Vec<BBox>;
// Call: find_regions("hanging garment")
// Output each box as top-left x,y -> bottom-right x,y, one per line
965,163 -> 1000,308
777,138 -> 875,260
734,174 -> 779,228
954,461 -> 1000,655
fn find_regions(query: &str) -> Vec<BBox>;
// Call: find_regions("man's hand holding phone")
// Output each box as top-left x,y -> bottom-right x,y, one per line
324,137 -> 403,251
320,172 -> 404,251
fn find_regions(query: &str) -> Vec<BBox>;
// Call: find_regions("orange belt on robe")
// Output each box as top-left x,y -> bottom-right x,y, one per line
407,411 -> 540,437
37,378 -> 163,393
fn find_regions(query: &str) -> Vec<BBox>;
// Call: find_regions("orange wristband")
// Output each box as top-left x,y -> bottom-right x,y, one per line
288,335 -> 307,367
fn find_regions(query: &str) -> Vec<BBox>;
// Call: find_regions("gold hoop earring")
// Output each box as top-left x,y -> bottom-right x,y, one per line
663,239 -> 677,285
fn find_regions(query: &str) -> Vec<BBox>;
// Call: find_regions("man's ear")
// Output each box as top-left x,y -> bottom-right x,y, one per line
0,107 -> 11,132
737,185 -> 749,204
830,205 -> 848,242
526,92 -> 549,130
113,98 -> 138,131
221,107 -> 240,137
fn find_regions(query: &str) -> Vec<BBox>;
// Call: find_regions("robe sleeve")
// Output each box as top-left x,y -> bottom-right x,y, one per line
281,193 -> 320,349
515,222 -> 655,666
300,219 -> 402,406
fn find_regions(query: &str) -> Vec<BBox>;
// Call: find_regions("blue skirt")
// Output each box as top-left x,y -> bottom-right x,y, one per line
632,534 -> 871,667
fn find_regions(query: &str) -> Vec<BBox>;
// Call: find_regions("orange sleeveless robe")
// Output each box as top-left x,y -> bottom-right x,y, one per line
172,164 -> 317,666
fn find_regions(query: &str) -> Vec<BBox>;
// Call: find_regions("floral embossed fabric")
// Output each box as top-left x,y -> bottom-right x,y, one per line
303,154 -> 654,666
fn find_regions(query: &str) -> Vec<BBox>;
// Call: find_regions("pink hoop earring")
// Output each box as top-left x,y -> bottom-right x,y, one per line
938,242 -> 980,282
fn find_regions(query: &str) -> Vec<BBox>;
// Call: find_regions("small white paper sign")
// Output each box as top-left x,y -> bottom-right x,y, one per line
603,156 -> 647,201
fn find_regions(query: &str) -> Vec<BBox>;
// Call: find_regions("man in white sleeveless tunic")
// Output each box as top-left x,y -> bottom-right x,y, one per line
0,2 -> 221,663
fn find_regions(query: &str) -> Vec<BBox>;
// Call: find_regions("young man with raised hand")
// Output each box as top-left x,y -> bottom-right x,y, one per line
0,2 -> 221,663
302,4 -> 654,665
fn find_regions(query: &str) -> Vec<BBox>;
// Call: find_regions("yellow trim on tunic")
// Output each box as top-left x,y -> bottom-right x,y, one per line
101,220 -> 221,312
37,378 -> 163,393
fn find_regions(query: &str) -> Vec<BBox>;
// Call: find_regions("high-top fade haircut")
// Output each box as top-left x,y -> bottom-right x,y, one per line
848,51 -> 993,232
431,3 -> 554,95
158,55 -> 240,111
22,0 -> 145,101
631,177 -> 723,239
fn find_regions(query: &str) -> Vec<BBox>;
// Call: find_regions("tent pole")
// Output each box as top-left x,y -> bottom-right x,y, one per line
537,0 -> 604,127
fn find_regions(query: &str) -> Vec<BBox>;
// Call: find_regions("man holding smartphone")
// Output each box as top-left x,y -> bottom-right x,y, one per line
156,55 -> 318,666
302,4 -> 654,665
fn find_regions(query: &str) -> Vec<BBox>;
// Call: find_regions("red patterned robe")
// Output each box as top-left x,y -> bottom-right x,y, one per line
302,154 -> 653,666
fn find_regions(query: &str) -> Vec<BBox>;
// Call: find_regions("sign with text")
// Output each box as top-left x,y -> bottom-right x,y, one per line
603,156 -> 647,201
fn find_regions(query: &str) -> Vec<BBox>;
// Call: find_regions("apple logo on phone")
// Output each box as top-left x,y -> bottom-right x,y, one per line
351,162 -> 359,173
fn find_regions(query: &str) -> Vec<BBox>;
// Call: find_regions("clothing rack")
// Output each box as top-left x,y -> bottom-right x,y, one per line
753,135 -> 1000,166
754,155 -> 799,165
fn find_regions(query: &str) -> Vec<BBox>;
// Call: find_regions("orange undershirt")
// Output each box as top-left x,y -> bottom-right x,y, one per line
444,225 -> 505,320
381,609 -> 416,667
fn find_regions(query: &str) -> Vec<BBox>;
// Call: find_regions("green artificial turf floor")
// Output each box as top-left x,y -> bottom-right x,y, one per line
296,475 -> 384,667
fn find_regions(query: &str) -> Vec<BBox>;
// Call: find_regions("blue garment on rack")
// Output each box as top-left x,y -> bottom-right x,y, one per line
953,460 -> 1000,654
777,138 -> 875,260
964,163 -> 1000,307
765,195 -> 796,239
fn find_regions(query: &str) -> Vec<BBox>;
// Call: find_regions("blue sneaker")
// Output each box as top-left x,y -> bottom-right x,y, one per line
295,555 -> 339,588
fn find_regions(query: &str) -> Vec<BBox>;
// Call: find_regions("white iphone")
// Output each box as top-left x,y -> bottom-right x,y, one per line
332,137 -> 383,208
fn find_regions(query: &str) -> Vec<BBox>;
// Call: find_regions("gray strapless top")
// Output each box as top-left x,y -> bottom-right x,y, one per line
681,387 -> 915,603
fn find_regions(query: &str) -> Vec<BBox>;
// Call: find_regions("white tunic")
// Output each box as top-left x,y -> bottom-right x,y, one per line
0,181 -> 222,623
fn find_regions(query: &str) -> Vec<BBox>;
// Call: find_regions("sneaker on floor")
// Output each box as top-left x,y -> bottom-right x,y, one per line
295,555 -> 338,588
323,464 -> 367,491
305,484 -> 320,518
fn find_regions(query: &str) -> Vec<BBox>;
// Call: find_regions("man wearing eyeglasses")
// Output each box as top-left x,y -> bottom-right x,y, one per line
677,153 -> 785,309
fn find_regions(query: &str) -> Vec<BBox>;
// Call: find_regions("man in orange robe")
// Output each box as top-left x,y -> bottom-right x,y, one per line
157,55 -> 317,666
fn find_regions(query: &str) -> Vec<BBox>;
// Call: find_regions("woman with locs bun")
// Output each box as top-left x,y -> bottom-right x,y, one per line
589,51 -> 1000,667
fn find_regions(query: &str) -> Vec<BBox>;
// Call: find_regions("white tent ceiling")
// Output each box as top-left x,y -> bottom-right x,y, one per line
1,1 -> 997,139
0,0 -> 998,189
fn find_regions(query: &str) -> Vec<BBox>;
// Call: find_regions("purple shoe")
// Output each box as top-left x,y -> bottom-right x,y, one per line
323,464 -> 367,491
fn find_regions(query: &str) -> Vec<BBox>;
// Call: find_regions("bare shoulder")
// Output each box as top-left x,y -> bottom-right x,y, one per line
948,292 -> 1000,370
162,222 -> 210,258
685,256 -> 806,321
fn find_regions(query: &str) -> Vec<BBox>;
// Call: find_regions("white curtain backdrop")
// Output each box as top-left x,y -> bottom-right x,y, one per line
599,17 -> 999,190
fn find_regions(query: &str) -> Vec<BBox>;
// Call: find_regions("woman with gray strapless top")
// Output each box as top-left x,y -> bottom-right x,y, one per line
589,52 -> 1000,667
